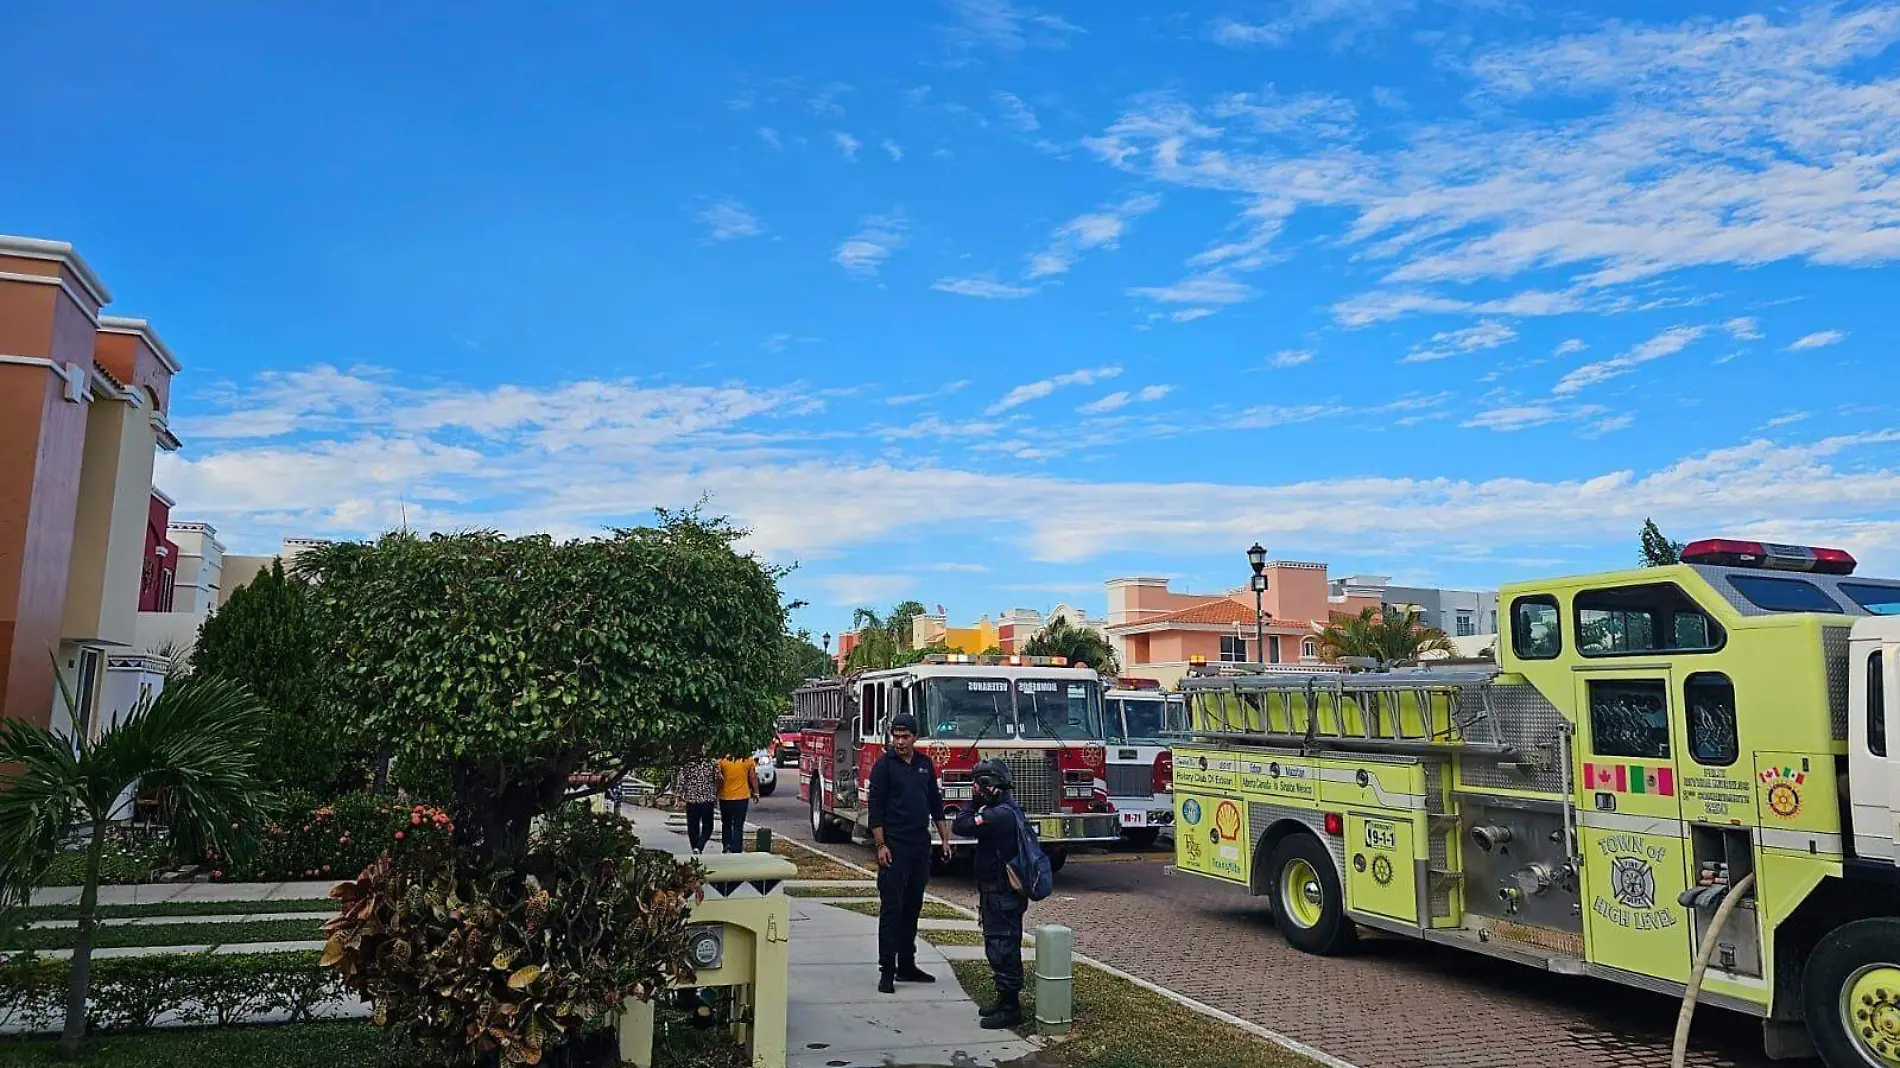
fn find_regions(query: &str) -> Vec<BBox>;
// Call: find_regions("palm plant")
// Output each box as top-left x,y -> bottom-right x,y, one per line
840,600 -> 927,672
1315,605 -> 1458,666
0,671 -> 268,1055
1022,616 -> 1121,674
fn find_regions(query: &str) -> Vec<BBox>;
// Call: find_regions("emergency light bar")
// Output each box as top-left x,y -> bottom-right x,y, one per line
1680,538 -> 1857,576
1114,677 -> 1163,690
918,653 -> 1072,667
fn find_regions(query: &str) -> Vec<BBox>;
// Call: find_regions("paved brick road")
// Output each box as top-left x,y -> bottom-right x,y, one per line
746,795 -> 1789,1068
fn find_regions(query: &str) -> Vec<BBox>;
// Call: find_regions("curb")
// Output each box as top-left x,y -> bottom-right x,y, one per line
924,898 -> 1365,1068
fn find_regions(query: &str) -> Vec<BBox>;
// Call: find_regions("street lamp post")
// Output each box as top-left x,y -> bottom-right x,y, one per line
1246,543 -> 1268,665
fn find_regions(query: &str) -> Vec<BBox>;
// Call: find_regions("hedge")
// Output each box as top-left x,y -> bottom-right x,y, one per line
0,952 -> 342,1034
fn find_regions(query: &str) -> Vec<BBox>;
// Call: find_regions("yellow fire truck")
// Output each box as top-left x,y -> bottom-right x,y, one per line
1170,539 -> 1900,1065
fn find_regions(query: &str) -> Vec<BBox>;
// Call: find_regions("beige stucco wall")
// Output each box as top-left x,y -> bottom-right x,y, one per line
62,398 -> 156,647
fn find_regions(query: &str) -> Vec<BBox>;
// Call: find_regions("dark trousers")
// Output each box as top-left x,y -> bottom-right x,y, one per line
684,802 -> 715,853
718,798 -> 749,853
979,889 -> 1027,998
877,845 -> 931,975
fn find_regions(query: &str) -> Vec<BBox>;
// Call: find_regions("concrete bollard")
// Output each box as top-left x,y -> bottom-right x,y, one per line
1033,924 -> 1074,1036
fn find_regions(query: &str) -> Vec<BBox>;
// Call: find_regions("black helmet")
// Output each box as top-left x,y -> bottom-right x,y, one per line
972,759 -> 1013,792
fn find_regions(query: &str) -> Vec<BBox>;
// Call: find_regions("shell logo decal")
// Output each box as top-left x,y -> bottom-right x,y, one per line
1213,799 -> 1242,842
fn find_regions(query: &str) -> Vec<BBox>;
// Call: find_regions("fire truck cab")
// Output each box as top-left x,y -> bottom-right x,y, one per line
1169,539 -> 1900,1066
795,655 -> 1121,870
1104,678 -> 1185,847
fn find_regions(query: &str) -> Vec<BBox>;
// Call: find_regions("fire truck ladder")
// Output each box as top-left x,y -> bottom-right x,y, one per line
1178,666 -> 1512,758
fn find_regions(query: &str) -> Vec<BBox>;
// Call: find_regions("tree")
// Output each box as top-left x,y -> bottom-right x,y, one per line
1023,616 -> 1121,674
0,674 -> 267,1056
776,629 -> 835,707
190,559 -> 367,795
298,511 -> 785,864
1315,605 -> 1458,665
840,600 -> 928,673
1640,518 -> 1684,567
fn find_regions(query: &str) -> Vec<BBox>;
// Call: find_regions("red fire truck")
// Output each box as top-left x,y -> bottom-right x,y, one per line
794,654 -> 1121,871
1103,677 -> 1185,847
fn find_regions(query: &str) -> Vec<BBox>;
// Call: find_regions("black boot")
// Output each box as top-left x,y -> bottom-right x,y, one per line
894,963 -> 937,983
877,973 -> 895,994
980,994 -> 1022,1030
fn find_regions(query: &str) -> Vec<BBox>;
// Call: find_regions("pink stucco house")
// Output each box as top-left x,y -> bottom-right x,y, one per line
1105,562 -> 1386,686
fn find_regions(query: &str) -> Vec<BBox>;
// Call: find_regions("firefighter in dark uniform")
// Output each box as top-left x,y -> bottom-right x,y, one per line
866,713 -> 953,994
952,758 -> 1027,1029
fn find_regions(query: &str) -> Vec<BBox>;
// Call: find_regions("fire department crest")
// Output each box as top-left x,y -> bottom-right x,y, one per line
1608,855 -> 1656,910
927,743 -> 952,767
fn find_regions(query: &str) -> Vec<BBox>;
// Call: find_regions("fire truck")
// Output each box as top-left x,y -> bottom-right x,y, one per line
1103,678 -> 1185,846
1169,539 -> 1900,1066
795,654 -> 1121,870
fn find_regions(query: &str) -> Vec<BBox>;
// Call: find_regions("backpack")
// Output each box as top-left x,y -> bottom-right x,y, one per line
1000,800 -> 1053,901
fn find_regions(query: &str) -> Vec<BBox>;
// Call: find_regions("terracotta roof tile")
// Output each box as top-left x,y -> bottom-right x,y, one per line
1110,598 -> 1259,629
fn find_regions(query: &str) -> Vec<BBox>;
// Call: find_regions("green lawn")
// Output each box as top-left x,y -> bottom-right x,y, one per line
783,884 -> 876,897
921,929 -> 1031,948
12,918 -> 324,952
949,960 -> 1320,1068
0,1022 -> 406,1068
24,899 -> 335,923
832,900 -> 967,920
767,840 -> 869,881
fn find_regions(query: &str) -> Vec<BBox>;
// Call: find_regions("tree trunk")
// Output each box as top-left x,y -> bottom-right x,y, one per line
57,822 -> 106,1058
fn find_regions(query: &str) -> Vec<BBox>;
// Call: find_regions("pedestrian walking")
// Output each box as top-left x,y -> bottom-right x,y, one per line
671,755 -> 719,855
716,752 -> 759,853
866,712 -> 953,994
952,759 -> 1027,1029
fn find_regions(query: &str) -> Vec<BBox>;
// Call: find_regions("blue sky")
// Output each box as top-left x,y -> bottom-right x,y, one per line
5,1 -> 1898,638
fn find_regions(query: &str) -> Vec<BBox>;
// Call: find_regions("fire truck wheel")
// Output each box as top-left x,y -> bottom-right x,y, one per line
1266,834 -> 1357,955
1121,828 -> 1162,850
810,788 -> 848,844
759,780 -> 776,798
1047,849 -> 1068,873
1803,917 -> 1900,1068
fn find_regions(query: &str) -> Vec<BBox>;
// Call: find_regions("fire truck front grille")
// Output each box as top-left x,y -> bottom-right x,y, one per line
1106,763 -> 1152,798
1002,752 -> 1059,815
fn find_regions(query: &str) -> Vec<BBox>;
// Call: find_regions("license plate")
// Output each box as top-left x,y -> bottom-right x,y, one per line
1039,818 -> 1061,839
1120,810 -> 1146,826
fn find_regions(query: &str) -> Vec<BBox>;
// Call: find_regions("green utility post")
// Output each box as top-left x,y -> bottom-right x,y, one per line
754,826 -> 773,853
1033,924 -> 1074,1036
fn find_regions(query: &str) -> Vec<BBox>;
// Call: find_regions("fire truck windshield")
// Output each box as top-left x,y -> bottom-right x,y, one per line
1113,696 -> 1181,744
922,677 -> 1015,738
1016,680 -> 1104,740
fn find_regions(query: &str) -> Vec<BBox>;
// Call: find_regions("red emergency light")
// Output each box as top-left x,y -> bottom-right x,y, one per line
1115,677 -> 1163,690
1681,538 -> 1857,576
1152,751 -> 1173,794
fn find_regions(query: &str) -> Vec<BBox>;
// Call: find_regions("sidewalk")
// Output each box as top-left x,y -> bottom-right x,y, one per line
29,878 -> 340,907
618,803 -> 1037,1068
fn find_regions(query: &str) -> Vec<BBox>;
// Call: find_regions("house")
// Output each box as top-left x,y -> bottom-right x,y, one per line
0,235 -> 182,737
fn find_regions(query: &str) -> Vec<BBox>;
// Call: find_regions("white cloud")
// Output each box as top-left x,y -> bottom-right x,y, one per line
1127,273 -> 1252,306
1270,349 -> 1315,368
1209,0 -> 1411,50
758,127 -> 782,150
161,365 -> 1900,576
1462,405 -> 1563,431
1724,317 -> 1764,341
882,139 -> 904,161
1136,385 -> 1175,402
832,131 -> 862,162
1089,7 -> 1900,319
696,198 -> 763,242
943,0 -> 1084,55
833,211 -> 909,277
1789,329 -> 1847,351
993,91 -> 1041,132
932,276 -> 1039,299
1333,288 -> 1586,327
1027,193 -> 1162,279
1554,339 -> 1588,356
1403,320 -> 1518,363
1169,308 -> 1217,323
989,366 -> 1122,414
809,83 -> 852,119
1078,384 -> 1174,415
816,573 -> 914,607
887,381 -> 970,406
1553,325 -> 1705,395
1766,411 -> 1812,428
925,562 -> 990,573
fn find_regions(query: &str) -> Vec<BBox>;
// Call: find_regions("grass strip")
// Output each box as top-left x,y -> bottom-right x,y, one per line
766,840 -> 868,882
831,900 -> 967,920
25,898 -> 336,923
12,918 -> 325,952
783,884 -> 876,898
948,959 -> 1321,1068
921,930 -> 1030,948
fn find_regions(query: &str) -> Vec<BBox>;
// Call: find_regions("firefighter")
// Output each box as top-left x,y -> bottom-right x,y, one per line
952,758 -> 1027,1030
866,712 -> 954,994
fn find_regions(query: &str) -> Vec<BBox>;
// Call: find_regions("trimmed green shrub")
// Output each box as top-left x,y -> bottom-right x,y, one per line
220,792 -> 409,883
0,952 -> 341,1033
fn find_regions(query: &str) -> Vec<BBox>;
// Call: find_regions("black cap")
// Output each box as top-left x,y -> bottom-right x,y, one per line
889,713 -> 920,735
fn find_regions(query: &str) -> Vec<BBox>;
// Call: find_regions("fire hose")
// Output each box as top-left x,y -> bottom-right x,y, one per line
1670,871 -> 1757,1068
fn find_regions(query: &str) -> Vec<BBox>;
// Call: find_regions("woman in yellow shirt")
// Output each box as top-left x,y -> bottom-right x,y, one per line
716,753 -> 759,853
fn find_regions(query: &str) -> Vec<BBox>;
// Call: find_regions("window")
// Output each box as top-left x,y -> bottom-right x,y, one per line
1511,596 -> 1562,660
1268,635 -> 1281,664
921,677 -> 1012,739
1684,673 -> 1738,766
1301,637 -> 1317,660
1118,697 -> 1171,743
1456,611 -> 1476,637
1220,635 -> 1248,663
1490,611 -> 1498,633
1016,679 -> 1104,739
1727,575 -> 1843,614
1841,583 -> 1900,617
1870,651 -> 1887,758
1589,678 -> 1670,760
1575,583 -> 1723,657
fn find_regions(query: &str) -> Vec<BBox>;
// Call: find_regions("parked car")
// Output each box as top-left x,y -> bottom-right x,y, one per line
754,749 -> 777,797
